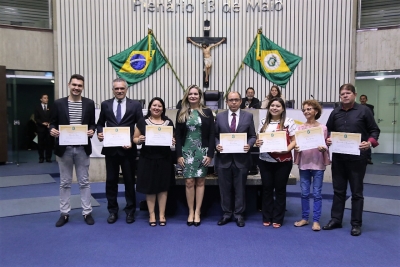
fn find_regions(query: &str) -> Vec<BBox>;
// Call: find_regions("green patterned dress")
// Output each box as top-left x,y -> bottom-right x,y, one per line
182,110 -> 208,178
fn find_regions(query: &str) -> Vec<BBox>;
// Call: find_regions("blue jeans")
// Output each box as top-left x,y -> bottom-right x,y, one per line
58,146 -> 92,215
299,169 -> 324,222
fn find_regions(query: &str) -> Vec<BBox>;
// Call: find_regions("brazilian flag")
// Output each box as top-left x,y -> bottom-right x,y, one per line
243,33 -> 302,87
108,34 -> 166,86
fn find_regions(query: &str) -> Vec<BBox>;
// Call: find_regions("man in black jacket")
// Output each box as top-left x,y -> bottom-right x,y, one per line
34,94 -> 53,162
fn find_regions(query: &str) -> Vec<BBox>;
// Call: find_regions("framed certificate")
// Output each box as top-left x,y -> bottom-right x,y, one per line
145,125 -> 173,146
220,133 -> 247,153
259,131 -> 287,153
103,127 -> 131,147
330,132 -> 361,156
295,127 -> 325,151
59,125 -> 88,146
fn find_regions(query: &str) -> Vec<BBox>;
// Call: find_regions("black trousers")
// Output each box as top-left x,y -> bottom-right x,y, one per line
217,162 -> 248,219
37,130 -> 53,159
258,160 -> 293,225
105,154 -> 136,215
331,157 -> 367,226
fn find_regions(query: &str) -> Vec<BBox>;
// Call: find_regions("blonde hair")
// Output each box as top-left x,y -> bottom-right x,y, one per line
177,85 -> 208,123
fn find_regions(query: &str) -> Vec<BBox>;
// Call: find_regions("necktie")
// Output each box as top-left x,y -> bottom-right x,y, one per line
43,105 -> 46,111
116,100 -> 122,123
230,113 -> 236,133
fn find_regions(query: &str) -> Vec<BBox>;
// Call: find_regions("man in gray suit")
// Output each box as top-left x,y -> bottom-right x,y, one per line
215,91 -> 256,227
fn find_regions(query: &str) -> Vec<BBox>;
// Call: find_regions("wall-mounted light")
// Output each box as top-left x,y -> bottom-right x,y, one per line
51,79 -> 55,83
374,77 -> 385,81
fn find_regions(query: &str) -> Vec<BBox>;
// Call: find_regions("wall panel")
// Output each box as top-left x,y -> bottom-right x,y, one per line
54,0 -> 355,109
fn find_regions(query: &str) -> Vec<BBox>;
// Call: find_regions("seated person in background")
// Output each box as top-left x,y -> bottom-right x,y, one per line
260,85 -> 285,109
240,87 -> 260,109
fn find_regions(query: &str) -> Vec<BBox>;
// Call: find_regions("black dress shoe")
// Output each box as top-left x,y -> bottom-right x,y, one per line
107,213 -> 118,224
367,159 -> 373,165
126,213 -> 135,224
46,159 -> 52,163
193,221 -> 201,227
187,221 -> 194,226
351,226 -> 362,236
39,158 -> 44,163
55,215 -> 69,227
322,220 -> 342,230
83,213 -> 95,225
217,217 -> 231,226
236,217 -> 245,227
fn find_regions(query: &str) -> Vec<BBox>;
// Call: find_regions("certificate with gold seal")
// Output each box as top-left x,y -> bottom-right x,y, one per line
59,125 -> 88,146
220,133 -> 247,153
259,131 -> 287,153
145,125 -> 173,146
295,127 -> 325,151
103,127 -> 131,147
330,132 -> 361,155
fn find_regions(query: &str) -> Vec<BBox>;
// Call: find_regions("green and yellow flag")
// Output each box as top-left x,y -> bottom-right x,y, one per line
243,33 -> 302,87
108,34 -> 166,86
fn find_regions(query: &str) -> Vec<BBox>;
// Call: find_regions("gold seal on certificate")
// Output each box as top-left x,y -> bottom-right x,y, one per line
145,125 -> 173,146
330,132 -> 361,155
59,125 -> 88,146
220,133 -> 247,153
259,131 -> 287,153
103,127 -> 131,147
295,127 -> 325,151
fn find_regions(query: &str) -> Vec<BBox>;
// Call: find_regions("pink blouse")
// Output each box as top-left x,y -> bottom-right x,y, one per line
294,124 -> 330,170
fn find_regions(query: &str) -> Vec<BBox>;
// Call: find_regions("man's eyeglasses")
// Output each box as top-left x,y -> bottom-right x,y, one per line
302,107 -> 314,113
227,99 -> 241,102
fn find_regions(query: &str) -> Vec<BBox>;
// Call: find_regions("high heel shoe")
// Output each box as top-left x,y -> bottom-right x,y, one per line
159,220 -> 167,226
193,221 -> 201,227
149,221 -> 156,227
187,221 -> 194,226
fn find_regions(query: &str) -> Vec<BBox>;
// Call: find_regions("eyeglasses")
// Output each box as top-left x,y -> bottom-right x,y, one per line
302,107 -> 314,113
227,99 -> 241,102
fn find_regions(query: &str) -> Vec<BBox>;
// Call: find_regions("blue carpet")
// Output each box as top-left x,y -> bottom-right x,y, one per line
0,174 -> 55,187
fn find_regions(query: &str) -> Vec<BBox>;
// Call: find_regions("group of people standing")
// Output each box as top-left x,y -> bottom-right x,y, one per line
49,74 -> 379,237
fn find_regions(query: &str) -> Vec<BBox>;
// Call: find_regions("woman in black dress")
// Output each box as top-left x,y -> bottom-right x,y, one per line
133,97 -> 175,227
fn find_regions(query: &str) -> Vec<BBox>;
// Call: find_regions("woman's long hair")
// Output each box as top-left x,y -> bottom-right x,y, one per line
267,85 -> 282,100
260,97 -> 287,133
145,97 -> 168,120
177,85 -> 207,123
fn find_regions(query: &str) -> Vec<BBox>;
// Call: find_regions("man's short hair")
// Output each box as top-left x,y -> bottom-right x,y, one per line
246,87 -> 255,94
339,83 -> 356,94
40,94 -> 48,99
360,94 -> 368,100
226,91 -> 241,101
69,74 -> 84,84
112,77 -> 128,88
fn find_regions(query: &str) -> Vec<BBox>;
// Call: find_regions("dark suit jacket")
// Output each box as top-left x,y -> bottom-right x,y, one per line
240,97 -> 260,109
175,108 -> 215,158
365,103 -> 374,116
96,97 -> 143,157
50,97 -> 96,157
34,104 -> 51,133
214,110 -> 256,169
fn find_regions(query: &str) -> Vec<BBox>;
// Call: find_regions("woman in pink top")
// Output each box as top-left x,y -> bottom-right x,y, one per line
294,100 -> 330,231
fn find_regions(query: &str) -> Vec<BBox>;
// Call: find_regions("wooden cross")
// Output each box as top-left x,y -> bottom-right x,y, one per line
187,20 -> 226,88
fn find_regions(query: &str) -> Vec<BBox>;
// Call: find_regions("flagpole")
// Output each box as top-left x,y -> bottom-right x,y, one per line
225,29 -> 262,98
149,29 -> 186,93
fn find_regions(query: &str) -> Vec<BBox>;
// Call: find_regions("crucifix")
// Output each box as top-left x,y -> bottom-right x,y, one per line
187,20 -> 226,88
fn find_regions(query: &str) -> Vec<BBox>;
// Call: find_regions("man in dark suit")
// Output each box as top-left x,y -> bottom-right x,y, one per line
359,94 -> 375,164
34,94 -> 53,163
50,74 -> 96,227
215,91 -> 256,227
240,87 -> 260,109
97,78 -> 143,224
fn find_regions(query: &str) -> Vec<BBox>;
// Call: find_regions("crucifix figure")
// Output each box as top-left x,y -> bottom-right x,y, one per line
187,20 -> 226,87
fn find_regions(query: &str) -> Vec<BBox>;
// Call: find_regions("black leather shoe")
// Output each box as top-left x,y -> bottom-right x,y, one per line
107,213 -> 118,224
236,217 -> 245,227
193,221 -> 201,227
367,159 -> 373,165
217,217 -> 231,226
126,213 -> 135,224
55,215 -> 69,227
351,226 -> 362,236
46,158 -> 52,163
39,158 -> 44,163
187,221 -> 194,226
322,220 -> 342,230
83,213 -> 95,225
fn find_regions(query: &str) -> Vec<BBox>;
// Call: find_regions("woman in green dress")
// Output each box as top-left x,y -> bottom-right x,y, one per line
176,85 -> 215,227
